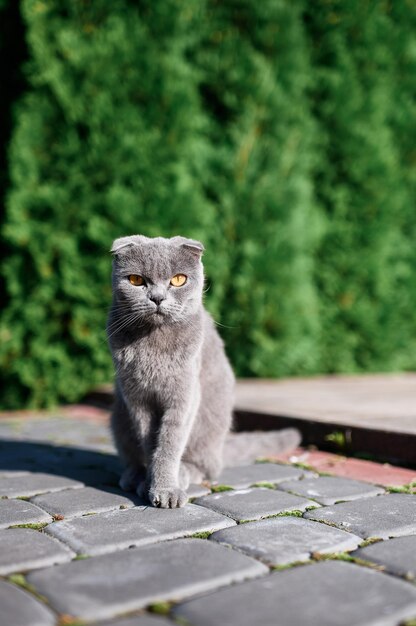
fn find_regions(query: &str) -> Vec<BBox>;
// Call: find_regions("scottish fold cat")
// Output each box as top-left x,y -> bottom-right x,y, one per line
107,235 -> 300,508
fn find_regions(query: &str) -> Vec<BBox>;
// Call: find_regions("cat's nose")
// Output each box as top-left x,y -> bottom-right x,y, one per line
149,292 -> 165,306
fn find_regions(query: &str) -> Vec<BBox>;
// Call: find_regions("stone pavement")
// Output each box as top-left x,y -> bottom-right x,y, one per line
0,410 -> 415,625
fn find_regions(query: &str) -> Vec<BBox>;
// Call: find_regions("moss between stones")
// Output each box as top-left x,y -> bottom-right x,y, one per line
250,482 -> 276,489
311,552 -> 385,571
190,531 -> 213,539
72,554 -> 90,561
148,601 -> 173,615
272,560 -> 311,571
9,522 -> 48,530
210,485 -> 234,493
386,483 -> 416,494
8,573 -> 49,604
358,537 -> 383,548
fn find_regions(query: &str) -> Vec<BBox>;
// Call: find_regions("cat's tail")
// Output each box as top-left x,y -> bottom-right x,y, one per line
223,428 -> 301,467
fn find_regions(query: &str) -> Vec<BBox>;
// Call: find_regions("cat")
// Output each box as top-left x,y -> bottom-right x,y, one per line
107,235 -> 300,508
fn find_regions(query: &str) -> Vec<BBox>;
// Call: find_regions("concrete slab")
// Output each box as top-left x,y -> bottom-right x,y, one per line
0,527 -> 75,574
235,374 -> 416,435
31,486 -> 140,519
0,499 -> 52,529
194,488 -> 316,522
210,516 -> 361,565
214,463 -> 305,489
353,535 -> 416,580
28,538 -> 268,621
278,475 -> 385,505
187,484 -> 211,498
45,503 -> 236,555
0,472 -> 83,498
304,494 -> 416,539
174,560 -> 416,626
0,579 -> 55,626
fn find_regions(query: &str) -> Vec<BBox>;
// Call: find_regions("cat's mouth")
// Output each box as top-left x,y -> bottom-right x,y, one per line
150,308 -> 166,319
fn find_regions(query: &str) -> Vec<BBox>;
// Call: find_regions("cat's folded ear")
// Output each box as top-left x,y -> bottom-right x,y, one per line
110,235 -> 146,254
172,236 -> 204,259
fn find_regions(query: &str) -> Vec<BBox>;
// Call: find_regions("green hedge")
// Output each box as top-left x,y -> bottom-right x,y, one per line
1,0 -> 415,407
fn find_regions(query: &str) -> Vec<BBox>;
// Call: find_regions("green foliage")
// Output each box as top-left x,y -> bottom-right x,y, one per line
1,0 -> 416,407
304,0 -> 416,371
0,0 -> 217,406
196,0 -> 322,376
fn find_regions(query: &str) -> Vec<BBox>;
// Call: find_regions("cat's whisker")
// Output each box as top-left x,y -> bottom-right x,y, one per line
106,313 -> 143,341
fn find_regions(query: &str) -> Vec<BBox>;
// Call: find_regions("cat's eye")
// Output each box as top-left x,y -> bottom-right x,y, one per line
170,274 -> 187,287
129,275 -> 144,286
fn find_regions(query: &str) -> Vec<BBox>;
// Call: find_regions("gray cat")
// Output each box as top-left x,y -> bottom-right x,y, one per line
107,235 -> 300,508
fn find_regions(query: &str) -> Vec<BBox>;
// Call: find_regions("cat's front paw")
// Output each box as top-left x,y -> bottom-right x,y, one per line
149,487 -> 188,509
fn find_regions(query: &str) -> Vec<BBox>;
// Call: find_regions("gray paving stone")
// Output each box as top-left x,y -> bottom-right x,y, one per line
304,493 -> 416,539
96,616 -> 173,626
0,579 -> 56,626
210,516 -> 361,565
278,475 -> 385,505
0,527 -> 75,574
194,488 -> 316,522
28,538 -> 268,621
31,486 -> 141,519
0,472 -> 83,498
174,560 -> 416,626
0,498 -> 52,529
0,470 -> 30,478
187,483 -> 211,498
354,535 -> 416,579
45,503 -> 236,555
214,463 -> 305,489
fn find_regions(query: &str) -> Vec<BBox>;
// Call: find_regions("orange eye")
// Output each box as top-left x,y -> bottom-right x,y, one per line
170,274 -> 187,287
129,275 -> 144,286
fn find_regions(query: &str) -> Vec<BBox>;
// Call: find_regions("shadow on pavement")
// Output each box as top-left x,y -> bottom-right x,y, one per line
0,438 -> 130,496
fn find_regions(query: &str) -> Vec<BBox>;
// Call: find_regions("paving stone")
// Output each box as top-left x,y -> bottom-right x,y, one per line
0,498 -> 52,529
214,463 -> 305,489
28,538 -> 267,621
0,579 -> 56,626
187,483 -> 211,498
31,486 -> 141,519
45,503 -> 236,555
210,516 -> 361,565
194,488 -> 316,522
96,616 -> 173,626
174,560 -> 416,626
354,535 -> 416,580
0,527 -> 75,574
0,470 -> 30,478
0,472 -> 83,498
277,475 -> 385,505
304,493 -> 416,539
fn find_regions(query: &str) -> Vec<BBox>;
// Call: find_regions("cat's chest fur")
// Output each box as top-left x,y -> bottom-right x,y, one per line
113,322 -> 203,394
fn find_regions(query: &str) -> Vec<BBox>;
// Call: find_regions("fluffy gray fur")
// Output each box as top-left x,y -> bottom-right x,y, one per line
107,235 -> 300,508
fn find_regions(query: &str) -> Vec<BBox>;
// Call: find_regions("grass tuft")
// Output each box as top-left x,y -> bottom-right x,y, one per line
190,531 -> 212,539
148,601 -> 173,615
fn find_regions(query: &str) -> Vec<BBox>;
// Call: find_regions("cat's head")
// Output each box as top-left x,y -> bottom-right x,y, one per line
110,235 -> 204,325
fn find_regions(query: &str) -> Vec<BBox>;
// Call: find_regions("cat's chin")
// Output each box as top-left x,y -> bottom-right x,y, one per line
148,311 -> 168,326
